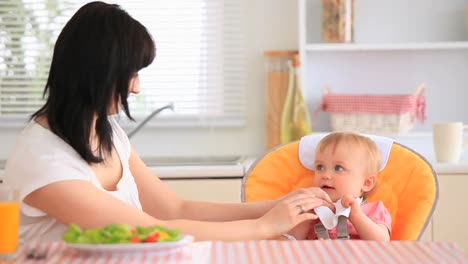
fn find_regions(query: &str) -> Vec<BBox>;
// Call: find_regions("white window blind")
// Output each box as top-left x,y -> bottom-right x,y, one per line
0,0 -> 247,127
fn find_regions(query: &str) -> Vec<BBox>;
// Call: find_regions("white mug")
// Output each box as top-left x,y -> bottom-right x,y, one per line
432,122 -> 468,163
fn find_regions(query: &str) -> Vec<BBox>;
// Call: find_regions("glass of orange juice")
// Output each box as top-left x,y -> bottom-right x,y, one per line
0,185 -> 20,260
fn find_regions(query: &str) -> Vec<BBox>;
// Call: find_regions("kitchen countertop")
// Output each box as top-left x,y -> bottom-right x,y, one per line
152,164 -> 245,179
431,162 -> 468,174
152,159 -> 468,179
0,157 -> 252,180
1,157 -> 468,180
150,158 -> 468,178
143,155 -> 249,179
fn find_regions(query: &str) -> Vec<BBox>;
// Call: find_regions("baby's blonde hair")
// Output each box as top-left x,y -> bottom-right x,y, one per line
315,132 -> 382,176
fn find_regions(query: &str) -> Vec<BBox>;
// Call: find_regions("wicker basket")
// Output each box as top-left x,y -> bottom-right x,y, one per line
318,84 -> 426,135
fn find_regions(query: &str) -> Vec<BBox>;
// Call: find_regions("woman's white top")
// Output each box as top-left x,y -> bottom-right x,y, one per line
3,117 -> 142,243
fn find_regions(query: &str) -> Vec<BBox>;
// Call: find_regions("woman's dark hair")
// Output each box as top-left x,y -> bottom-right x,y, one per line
32,1 -> 155,164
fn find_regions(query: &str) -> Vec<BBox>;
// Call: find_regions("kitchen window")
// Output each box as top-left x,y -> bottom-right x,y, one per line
0,0 -> 246,127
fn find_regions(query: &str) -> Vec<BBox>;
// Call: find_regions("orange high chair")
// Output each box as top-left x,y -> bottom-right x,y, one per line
242,134 -> 438,241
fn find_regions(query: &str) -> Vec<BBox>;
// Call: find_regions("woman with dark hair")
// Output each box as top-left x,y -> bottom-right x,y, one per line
4,1 -> 333,242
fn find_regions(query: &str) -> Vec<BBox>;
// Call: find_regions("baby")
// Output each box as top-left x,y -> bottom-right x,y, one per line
288,132 -> 391,240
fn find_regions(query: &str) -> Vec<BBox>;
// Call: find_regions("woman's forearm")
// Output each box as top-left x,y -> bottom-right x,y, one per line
160,197 -> 318,241
158,218 -> 271,241
178,199 -> 277,221
175,187 -> 334,222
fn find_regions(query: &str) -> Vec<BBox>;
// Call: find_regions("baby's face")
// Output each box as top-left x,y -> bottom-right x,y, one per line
313,142 -> 372,202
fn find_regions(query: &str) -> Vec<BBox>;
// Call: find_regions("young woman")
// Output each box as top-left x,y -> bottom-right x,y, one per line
4,1 -> 333,243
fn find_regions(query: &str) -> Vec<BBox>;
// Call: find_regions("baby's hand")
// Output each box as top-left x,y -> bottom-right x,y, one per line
341,194 -> 362,219
341,194 -> 358,209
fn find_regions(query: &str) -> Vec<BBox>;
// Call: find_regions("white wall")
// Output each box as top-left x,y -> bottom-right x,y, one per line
0,0 -> 299,160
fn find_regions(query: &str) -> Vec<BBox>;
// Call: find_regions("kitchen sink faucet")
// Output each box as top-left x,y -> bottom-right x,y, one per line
127,102 -> 174,139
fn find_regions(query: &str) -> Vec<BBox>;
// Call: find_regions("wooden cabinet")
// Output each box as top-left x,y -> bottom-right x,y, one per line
419,173 -> 468,252
431,173 -> 468,252
161,178 -> 243,203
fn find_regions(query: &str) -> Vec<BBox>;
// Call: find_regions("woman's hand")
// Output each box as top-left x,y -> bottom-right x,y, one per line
277,187 -> 334,211
257,190 -> 333,238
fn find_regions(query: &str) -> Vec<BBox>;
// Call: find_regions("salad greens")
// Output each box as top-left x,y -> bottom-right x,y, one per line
62,224 -> 181,244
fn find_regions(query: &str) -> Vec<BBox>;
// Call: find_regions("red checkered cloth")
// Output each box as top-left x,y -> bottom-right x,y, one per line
319,93 -> 426,123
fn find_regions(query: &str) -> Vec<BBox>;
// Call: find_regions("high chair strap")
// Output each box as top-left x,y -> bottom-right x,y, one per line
334,198 -> 368,240
314,222 -> 329,239
336,215 -> 350,239
314,197 -> 366,240
314,216 -> 350,240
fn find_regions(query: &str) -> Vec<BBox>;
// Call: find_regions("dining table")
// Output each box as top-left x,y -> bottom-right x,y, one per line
10,240 -> 468,264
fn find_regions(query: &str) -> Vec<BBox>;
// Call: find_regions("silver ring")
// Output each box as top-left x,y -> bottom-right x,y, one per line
297,204 -> 305,214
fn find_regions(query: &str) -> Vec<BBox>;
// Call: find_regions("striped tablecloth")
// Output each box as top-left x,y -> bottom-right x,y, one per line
14,240 -> 468,264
